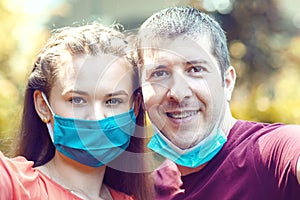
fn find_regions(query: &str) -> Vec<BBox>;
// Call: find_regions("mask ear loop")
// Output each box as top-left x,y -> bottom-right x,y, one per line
41,92 -> 55,142
133,91 -> 143,116
41,92 -> 55,115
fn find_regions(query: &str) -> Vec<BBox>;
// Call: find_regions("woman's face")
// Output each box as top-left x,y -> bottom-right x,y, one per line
48,53 -> 135,120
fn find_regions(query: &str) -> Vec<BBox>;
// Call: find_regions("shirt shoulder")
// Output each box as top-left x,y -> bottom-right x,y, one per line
179,121 -> 300,199
228,121 -> 300,196
152,159 -> 184,200
108,186 -> 134,200
228,120 -> 285,142
228,121 -> 300,174
257,124 -> 300,176
0,152 -> 82,199
0,151 -> 36,199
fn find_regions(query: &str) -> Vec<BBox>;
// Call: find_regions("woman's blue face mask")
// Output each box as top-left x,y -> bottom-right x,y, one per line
42,92 -> 136,167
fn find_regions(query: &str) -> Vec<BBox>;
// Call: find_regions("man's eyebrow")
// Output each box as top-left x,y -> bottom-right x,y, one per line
145,64 -> 168,73
186,59 -> 208,65
153,64 -> 168,69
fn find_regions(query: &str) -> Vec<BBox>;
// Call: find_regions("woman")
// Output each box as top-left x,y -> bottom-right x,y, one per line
0,23 -> 151,199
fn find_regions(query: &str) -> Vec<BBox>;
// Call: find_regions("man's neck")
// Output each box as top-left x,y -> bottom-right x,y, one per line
219,104 -> 237,137
177,163 -> 208,176
177,112 -> 237,176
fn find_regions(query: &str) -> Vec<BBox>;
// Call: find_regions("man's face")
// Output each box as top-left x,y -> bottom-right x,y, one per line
141,36 -> 229,149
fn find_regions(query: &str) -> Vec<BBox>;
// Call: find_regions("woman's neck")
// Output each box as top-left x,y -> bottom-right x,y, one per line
36,151 -> 111,200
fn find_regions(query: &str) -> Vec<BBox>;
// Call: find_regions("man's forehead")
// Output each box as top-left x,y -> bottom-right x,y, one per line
142,36 -> 213,63
141,33 -> 211,46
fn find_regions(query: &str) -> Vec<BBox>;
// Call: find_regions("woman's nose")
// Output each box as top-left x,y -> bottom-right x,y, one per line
86,103 -> 105,120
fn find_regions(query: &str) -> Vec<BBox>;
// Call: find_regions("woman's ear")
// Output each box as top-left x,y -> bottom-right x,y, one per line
33,90 -> 51,123
224,66 -> 236,101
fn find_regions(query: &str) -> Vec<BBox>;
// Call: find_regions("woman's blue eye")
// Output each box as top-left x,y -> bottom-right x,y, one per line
106,98 -> 122,105
70,97 -> 86,104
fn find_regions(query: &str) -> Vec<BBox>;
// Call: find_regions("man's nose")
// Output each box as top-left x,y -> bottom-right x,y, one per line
166,73 -> 192,102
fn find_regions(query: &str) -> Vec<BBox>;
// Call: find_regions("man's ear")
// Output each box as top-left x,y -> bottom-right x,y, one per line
33,90 -> 51,123
224,66 -> 236,101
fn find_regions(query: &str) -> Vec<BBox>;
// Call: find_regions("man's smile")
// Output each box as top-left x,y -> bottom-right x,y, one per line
166,110 -> 199,119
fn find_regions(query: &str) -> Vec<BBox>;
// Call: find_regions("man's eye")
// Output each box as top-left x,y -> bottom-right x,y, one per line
150,71 -> 169,78
106,98 -> 122,105
188,66 -> 205,74
70,97 -> 86,104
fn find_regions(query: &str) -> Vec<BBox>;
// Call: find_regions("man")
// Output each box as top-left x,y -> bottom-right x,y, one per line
137,6 -> 300,199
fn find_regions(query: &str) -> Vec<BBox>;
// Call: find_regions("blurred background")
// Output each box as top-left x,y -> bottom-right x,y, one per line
0,0 -> 300,154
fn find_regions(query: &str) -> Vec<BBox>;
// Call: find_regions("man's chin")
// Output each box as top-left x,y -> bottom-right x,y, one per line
168,135 -> 199,150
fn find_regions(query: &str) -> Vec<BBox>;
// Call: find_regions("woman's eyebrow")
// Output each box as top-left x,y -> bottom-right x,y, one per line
105,90 -> 129,97
62,89 -> 88,96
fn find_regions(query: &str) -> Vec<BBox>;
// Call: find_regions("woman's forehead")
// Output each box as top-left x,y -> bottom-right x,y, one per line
54,54 -> 132,89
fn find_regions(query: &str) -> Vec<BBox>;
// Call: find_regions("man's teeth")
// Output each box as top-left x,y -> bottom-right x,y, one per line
167,111 -> 198,119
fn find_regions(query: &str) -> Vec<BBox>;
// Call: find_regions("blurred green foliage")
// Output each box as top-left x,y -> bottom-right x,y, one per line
0,0 -> 50,155
0,0 -> 299,155
0,1 -> 22,155
222,0 -> 300,124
